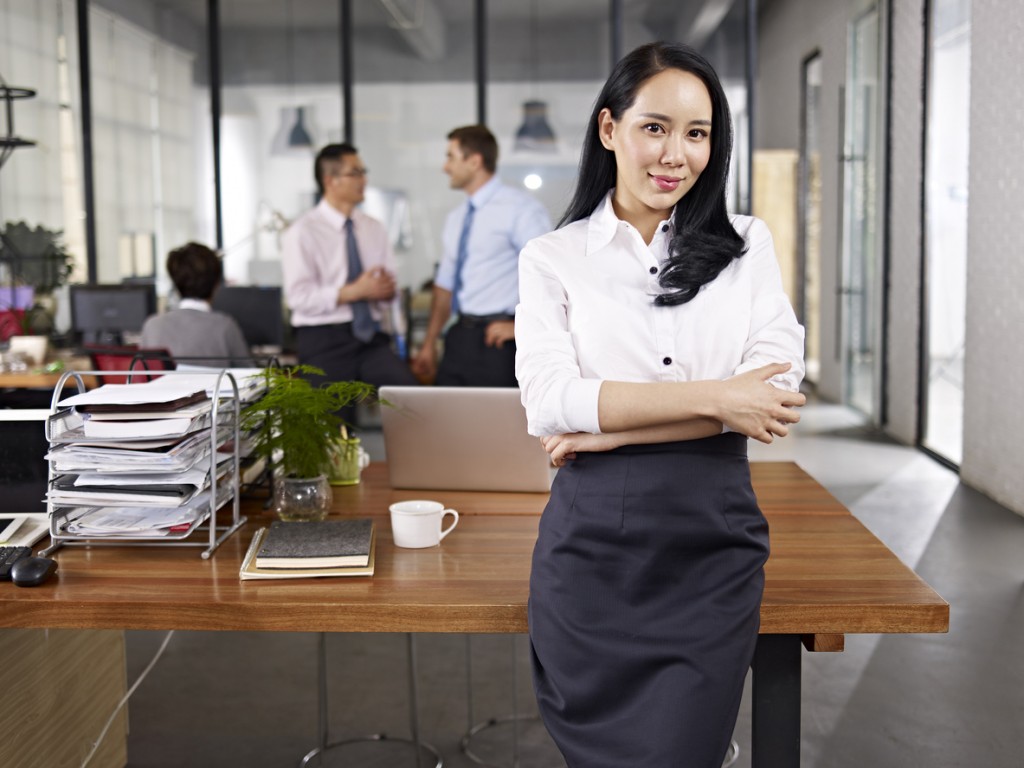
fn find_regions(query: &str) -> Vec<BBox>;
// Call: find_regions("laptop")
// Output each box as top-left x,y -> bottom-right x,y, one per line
379,386 -> 554,493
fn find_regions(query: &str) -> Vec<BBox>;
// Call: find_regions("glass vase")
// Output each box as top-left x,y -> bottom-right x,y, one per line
273,475 -> 332,522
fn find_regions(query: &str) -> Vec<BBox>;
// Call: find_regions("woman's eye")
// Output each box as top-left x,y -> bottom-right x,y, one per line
688,128 -> 709,139
643,123 -> 666,134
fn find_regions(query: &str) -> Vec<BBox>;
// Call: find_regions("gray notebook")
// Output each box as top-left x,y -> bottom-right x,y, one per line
379,386 -> 554,493
256,519 -> 373,568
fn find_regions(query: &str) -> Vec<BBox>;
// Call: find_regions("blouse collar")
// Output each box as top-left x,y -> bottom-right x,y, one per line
585,191 -> 675,256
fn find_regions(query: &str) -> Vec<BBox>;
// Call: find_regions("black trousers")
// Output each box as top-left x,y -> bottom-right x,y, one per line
529,433 -> 768,768
294,323 -> 417,421
436,319 -> 517,387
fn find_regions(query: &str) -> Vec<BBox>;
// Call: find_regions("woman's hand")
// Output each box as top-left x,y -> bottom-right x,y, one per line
714,363 -> 806,443
540,432 -> 624,467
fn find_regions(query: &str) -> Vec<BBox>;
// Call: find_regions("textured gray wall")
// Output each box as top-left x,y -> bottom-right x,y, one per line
960,0 -> 1024,515
884,0 -> 925,445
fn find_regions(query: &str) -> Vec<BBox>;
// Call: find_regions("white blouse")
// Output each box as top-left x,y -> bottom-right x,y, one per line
515,193 -> 805,437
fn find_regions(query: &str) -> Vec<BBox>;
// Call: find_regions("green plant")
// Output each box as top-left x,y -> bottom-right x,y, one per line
241,365 -> 377,480
0,221 -> 75,294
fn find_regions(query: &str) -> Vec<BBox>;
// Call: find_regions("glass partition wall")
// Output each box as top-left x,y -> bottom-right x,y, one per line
486,1 -> 607,231
0,0 -> 86,301
217,0 -> 342,289
8,1 -> 758,329
352,0 -> 476,293
841,5 -> 884,419
799,52 -> 823,385
921,0 -> 970,465
90,6 -> 197,285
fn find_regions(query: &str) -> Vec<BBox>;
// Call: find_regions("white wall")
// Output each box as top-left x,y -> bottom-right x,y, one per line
960,0 -> 1024,516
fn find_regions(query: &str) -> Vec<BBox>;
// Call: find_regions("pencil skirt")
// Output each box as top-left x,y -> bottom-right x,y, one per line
528,433 -> 769,768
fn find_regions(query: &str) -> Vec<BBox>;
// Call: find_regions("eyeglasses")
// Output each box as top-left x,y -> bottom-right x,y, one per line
337,167 -> 369,179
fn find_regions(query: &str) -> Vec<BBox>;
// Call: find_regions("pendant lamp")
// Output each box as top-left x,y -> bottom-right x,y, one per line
270,0 -> 314,154
514,100 -> 557,153
513,1 -> 556,153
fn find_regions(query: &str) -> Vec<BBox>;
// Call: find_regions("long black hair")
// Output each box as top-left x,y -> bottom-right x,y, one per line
560,42 -> 745,306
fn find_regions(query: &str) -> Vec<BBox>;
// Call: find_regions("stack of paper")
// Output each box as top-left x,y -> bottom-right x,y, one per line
170,366 -> 268,404
46,377 -> 240,539
61,486 -> 232,538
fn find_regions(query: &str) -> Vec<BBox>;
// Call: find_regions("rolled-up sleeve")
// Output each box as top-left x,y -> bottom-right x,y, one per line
515,240 -> 602,437
732,219 -> 806,392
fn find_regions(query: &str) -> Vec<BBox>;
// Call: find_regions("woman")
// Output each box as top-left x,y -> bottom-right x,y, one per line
515,42 -> 806,767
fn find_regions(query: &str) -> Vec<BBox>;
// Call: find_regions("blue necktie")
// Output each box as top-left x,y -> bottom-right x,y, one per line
344,218 -> 378,343
451,202 -> 475,315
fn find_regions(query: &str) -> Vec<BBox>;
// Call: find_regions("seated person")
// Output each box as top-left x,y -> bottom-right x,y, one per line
140,242 -> 251,366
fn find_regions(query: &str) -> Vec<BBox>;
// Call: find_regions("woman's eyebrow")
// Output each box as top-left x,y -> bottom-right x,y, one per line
638,113 -> 712,128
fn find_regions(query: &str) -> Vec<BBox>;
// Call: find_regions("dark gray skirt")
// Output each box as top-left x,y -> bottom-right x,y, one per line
529,433 -> 769,768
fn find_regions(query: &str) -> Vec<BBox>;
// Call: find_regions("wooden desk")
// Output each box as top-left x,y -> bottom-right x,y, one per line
0,369 -> 97,390
0,462 -> 948,768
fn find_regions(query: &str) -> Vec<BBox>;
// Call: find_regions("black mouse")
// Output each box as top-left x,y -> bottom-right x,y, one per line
11,556 -> 58,587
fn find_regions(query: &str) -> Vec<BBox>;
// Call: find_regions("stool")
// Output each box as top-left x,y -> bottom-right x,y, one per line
300,632 -> 443,767
460,635 -> 555,768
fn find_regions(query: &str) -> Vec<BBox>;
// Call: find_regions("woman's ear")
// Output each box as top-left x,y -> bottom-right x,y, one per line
597,108 -> 616,150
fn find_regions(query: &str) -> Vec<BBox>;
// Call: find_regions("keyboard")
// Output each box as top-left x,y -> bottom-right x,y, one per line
0,546 -> 32,580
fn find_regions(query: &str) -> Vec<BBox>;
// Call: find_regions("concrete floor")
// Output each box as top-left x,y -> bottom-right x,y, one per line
122,402 -> 1024,767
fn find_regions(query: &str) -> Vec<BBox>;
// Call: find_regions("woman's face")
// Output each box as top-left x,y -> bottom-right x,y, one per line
599,68 -> 713,222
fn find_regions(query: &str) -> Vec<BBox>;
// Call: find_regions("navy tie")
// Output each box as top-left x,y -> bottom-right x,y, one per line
344,218 -> 378,343
451,202 -> 475,315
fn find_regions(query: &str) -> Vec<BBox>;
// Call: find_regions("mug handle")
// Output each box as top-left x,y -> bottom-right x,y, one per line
438,508 -> 459,541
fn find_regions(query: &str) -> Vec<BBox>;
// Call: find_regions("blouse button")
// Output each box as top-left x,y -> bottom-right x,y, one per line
649,266 -> 658,274
661,225 -> 669,232
662,357 -> 672,366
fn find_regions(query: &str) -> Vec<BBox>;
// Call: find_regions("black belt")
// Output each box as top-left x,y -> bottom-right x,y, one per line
295,322 -> 352,331
456,313 -> 514,328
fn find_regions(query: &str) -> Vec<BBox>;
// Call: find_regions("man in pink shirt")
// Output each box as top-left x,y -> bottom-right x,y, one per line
282,143 -> 417,401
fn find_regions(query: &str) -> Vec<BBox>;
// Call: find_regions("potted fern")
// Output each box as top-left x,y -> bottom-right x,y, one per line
0,221 -> 76,339
241,365 -> 376,521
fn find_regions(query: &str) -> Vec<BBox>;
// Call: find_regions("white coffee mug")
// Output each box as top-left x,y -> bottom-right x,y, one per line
389,500 -> 459,549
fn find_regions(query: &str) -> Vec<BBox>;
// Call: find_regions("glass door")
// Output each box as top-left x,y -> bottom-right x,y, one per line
798,52 -> 823,385
921,0 -> 971,464
840,6 -> 882,418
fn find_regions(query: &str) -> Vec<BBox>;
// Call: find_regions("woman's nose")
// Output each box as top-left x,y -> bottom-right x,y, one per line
660,134 -> 687,166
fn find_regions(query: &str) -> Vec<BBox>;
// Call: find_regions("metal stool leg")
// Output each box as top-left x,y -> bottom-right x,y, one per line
460,634 -> 546,768
299,632 -> 443,767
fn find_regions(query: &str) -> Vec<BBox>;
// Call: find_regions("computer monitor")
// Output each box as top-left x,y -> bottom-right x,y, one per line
70,283 -> 157,345
0,409 -> 49,513
211,285 -> 285,350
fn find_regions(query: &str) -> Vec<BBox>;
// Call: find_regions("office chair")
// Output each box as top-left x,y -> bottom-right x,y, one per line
84,345 -> 175,384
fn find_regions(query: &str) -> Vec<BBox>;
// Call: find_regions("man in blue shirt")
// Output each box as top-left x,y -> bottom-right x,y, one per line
411,125 -> 552,387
